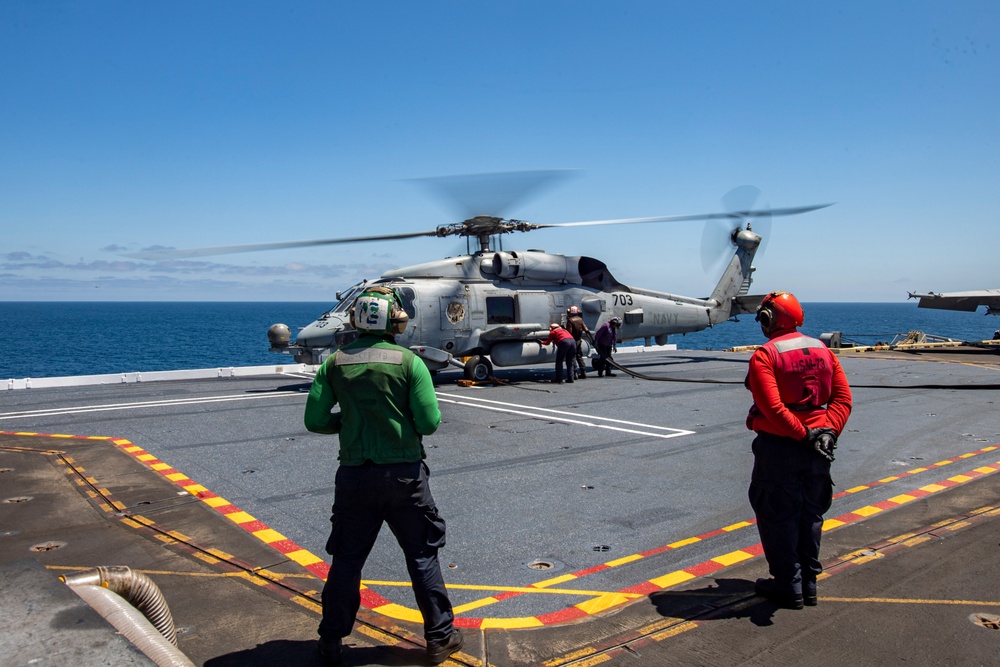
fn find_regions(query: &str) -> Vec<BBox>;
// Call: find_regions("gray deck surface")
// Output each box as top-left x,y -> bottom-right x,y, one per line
2,347 -> 999,665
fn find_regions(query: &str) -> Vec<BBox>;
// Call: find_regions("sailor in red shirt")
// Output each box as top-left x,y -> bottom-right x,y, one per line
539,323 -> 578,383
744,291 -> 852,609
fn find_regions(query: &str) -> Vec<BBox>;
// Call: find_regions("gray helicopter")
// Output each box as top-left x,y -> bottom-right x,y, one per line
126,174 -> 831,380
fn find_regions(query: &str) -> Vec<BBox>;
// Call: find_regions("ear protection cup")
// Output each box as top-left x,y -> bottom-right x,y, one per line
390,308 -> 409,335
756,305 -> 775,330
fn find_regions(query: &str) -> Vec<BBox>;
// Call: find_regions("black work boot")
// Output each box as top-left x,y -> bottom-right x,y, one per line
754,578 -> 804,610
427,628 -> 463,664
317,637 -> 343,666
803,580 -> 818,606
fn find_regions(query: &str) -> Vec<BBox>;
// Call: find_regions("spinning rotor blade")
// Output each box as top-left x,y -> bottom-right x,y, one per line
122,229 -> 442,260
537,203 -> 830,230
700,186 -> 780,276
409,170 -> 578,219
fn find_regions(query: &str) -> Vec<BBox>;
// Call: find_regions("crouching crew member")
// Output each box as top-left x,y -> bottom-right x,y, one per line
744,291 -> 852,610
539,322 -> 577,383
304,286 -> 463,665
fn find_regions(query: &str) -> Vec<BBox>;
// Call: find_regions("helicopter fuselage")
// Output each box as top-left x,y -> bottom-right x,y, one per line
270,241 -> 761,379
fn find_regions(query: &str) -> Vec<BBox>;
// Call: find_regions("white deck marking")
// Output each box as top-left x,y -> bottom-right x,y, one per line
0,391 -> 302,421
436,392 -> 695,439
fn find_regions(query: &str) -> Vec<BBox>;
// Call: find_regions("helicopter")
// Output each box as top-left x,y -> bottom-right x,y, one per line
124,174 -> 832,381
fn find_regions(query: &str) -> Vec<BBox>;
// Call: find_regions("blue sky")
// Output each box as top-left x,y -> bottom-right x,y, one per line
2,1 -> 997,302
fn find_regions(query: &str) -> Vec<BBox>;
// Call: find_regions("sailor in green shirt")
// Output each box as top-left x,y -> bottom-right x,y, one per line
305,286 -> 462,665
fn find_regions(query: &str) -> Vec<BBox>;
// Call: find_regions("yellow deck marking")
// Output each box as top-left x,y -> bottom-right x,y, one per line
252,528 -> 286,543
668,537 -> 700,548
452,597 -> 501,614
605,554 -> 643,567
480,616 -> 544,629
712,550 -> 753,567
568,654 -> 612,666
576,593 -> 633,615
543,647 -> 599,666
372,602 -> 423,623
649,570 -> 695,589
722,521 -> 753,531
821,596 -> 1000,606
852,505 -> 882,517
363,580 -> 644,598
649,620 -> 699,641
285,549 -> 324,567
13,428 -> 998,632
532,573 -> 578,588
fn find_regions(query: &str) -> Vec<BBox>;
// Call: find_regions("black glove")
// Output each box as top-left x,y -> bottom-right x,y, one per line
802,427 -> 838,462
813,432 -> 837,462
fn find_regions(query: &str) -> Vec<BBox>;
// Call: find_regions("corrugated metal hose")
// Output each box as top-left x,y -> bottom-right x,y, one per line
61,565 -> 194,667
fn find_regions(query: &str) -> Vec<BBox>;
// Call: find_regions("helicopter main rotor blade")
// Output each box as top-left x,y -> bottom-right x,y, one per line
122,229 -> 443,260
409,170 -> 578,220
538,203 -> 833,229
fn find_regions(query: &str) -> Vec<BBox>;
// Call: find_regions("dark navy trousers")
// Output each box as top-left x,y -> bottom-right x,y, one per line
554,338 -> 577,381
319,460 -> 454,643
748,432 -> 833,595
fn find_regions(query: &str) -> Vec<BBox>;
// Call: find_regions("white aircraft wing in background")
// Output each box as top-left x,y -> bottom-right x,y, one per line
908,289 -> 1000,315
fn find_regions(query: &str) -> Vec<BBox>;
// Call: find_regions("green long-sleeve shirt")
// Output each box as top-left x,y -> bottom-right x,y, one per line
303,335 -> 441,465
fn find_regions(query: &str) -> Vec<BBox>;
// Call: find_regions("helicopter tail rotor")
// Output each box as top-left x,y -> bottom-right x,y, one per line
700,185 -> 772,276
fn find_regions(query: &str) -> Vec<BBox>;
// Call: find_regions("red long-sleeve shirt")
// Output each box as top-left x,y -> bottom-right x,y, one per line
541,326 -> 574,345
745,331 -> 853,440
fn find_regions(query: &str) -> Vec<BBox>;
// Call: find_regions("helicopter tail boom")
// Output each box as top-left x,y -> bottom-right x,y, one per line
706,228 -> 760,325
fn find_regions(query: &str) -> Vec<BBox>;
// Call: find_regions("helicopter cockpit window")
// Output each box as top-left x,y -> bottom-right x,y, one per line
396,287 -> 416,319
486,296 -> 515,324
323,282 -> 367,317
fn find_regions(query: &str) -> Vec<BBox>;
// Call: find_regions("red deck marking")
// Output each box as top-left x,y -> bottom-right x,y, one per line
4,429 -> 997,628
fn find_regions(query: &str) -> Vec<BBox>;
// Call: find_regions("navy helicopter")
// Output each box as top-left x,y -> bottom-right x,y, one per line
125,173 -> 831,380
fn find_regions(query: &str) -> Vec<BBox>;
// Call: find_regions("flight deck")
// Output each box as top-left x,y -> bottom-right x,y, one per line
2,346 -> 999,665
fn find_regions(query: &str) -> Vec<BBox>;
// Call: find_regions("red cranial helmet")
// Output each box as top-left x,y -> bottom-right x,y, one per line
755,291 -> 804,334
567,306 -> 580,315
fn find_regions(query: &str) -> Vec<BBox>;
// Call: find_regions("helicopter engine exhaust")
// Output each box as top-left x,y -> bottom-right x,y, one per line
490,251 -> 579,283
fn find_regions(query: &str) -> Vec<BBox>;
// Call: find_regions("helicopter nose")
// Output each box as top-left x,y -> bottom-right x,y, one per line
295,315 -> 357,351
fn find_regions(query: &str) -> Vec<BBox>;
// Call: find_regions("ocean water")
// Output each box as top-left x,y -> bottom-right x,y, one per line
1,301 -> 997,380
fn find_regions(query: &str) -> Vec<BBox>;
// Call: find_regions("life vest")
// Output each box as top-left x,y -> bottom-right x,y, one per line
760,332 -> 835,410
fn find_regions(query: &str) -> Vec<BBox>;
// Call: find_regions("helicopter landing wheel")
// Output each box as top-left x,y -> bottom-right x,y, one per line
463,355 -> 493,382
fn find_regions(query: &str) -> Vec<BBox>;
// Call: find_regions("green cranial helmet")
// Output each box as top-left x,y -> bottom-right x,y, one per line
349,286 -> 409,335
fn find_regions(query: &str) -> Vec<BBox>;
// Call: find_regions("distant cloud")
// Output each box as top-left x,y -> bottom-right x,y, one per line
0,248 -> 397,300
100,244 -> 131,252
3,251 -> 49,261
